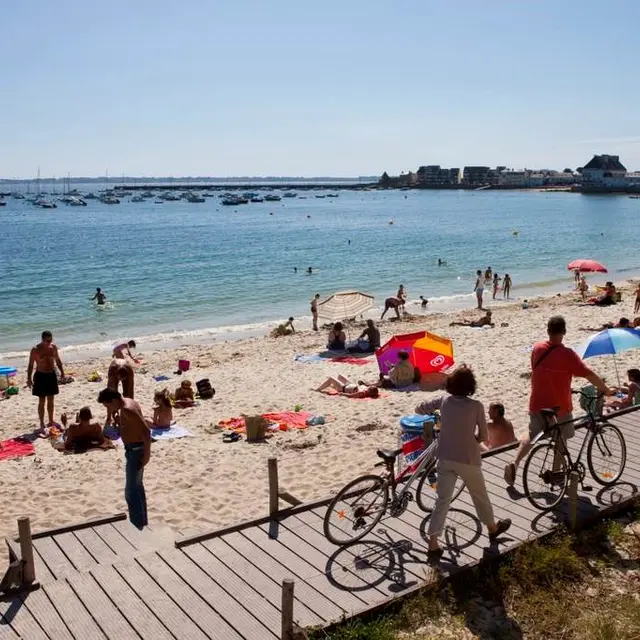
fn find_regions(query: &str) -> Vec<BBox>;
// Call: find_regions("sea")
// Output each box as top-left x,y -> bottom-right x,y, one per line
1,186 -> 638,362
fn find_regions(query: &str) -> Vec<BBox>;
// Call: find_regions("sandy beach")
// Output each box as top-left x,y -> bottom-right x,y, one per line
0,281 -> 638,550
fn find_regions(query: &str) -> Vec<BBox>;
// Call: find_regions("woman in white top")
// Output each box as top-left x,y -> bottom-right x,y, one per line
415,365 -> 511,559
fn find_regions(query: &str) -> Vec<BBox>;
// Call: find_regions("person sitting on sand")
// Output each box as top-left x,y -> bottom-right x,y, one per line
375,350 -> 419,389
316,375 -> 380,398
113,340 -> 137,360
59,407 -> 109,451
480,403 -> 516,451
579,317 -> 631,332
450,310 -> 494,328
349,319 -> 380,353
147,389 -> 173,429
594,282 -> 616,306
327,322 -> 346,350
381,296 -> 402,320
174,380 -> 196,408
608,369 -> 640,411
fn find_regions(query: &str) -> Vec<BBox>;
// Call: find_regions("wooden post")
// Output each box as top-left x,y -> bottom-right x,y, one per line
269,457 -> 279,517
567,471 -> 579,530
17,517 -> 35,584
281,578 -> 294,640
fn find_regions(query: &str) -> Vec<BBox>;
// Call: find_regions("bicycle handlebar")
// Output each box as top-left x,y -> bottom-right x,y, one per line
572,388 -> 605,399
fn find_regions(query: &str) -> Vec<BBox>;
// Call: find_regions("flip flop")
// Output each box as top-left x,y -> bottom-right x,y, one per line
222,432 -> 242,443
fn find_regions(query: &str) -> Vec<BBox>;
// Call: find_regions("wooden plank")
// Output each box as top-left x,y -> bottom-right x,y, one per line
202,537 -> 323,628
182,543 -> 282,635
73,528 -> 120,565
0,597 -> 49,640
30,514 -> 127,540
52,532 -> 98,572
6,538 -> 55,585
42,580 -> 107,639
92,523 -> 138,559
0,620 -> 20,639
134,552 -> 242,640
159,548 -> 277,640
66,571 -> 140,640
114,559 -> 208,640
32,537 -> 77,580
222,530 -> 343,624
89,565 -> 174,640
112,520 -> 172,553
20,588 -> 73,640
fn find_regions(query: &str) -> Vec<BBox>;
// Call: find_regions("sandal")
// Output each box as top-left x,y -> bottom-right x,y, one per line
489,518 -> 512,541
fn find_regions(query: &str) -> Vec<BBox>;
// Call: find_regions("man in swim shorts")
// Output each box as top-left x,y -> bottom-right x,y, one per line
27,330 -> 65,430
381,297 -> 401,320
474,270 -> 484,309
311,293 -> 320,331
91,287 -> 106,305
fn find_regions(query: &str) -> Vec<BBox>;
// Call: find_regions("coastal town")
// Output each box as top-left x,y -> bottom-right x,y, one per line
379,153 -> 640,193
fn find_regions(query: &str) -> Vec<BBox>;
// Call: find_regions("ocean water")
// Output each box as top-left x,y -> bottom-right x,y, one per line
1,187 -> 638,360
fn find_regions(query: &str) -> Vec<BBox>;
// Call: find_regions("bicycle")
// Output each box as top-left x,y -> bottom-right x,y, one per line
323,420 -> 466,545
522,388 -> 627,511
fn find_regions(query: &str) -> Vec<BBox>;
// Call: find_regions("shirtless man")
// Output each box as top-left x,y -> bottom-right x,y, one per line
27,331 -> 65,430
91,287 -> 106,305
381,297 -> 402,320
450,310 -> 494,328
311,293 -> 320,331
98,388 -> 151,529
113,340 -> 136,360
106,359 -> 135,424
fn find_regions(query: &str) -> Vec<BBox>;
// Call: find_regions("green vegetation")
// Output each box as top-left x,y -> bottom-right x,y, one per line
310,504 -> 640,640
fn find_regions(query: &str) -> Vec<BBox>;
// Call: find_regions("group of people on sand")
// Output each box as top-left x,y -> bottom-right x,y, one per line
474,267 -> 512,309
325,319 -> 381,353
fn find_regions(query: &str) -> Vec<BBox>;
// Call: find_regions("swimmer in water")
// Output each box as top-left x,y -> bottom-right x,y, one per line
307,266 -> 313,274
348,239 -> 351,245
91,287 -> 106,305
294,267 -> 297,273
438,258 -> 446,266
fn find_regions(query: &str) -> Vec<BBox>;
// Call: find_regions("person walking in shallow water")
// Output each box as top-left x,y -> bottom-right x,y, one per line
91,287 -> 106,305
503,274 -> 512,299
474,270 -> 484,309
27,330 -> 65,430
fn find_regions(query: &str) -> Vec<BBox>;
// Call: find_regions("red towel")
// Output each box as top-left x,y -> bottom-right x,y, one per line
0,438 -> 35,461
218,411 -> 313,433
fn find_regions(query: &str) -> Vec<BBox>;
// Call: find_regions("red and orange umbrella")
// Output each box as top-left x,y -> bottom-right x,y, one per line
567,259 -> 607,273
376,331 -> 454,376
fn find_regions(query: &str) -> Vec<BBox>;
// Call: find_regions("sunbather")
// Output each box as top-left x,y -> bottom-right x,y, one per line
174,380 -> 196,408
327,322 -> 346,350
450,310 -> 494,328
147,389 -> 173,429
315,375 -> 379,398
480,403 -> 516,451
580,317 -> 630,331
59,407 -> 108,451
608,368 -> 640,411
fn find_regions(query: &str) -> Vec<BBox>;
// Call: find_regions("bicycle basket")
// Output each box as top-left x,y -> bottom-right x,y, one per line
579,384 -> 604,416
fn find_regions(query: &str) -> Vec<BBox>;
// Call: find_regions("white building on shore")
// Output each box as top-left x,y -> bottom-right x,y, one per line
580,154 -> 640,192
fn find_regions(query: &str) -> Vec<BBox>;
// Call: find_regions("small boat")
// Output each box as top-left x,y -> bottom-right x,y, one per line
100,195 -> 120,204
187,194 -> 205,203
251,197 -> 264,203
84,192 -> 98,199
629,195 -> 640,199
154,199 -> 164,204
0,200 -> 6,207
243,192 -> 259,199
327,193 -> 339,198
141,191 -> 154,198
131,196 -> 145,203
283,192 -> 297,198
222,196 -> 248,205
315,194 -> 326,199
264,194 -> 281,202
37,199 -> 57,209
202,192 -> 215,198
67,196 -> 87,206
160,192 -> 180,201
12,193 -> 24,199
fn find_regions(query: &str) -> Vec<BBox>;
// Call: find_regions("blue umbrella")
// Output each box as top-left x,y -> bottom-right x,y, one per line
574,328 -> 640,385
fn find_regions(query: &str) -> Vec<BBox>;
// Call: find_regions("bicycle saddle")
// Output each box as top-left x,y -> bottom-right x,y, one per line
377,448 -> 402,462
540,407 -> 560,418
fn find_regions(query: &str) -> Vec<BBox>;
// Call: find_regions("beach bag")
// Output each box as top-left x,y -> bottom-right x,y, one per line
245,415 -> 268,442
196,378 -> 215,399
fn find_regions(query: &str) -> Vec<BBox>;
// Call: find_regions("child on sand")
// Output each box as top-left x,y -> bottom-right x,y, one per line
148,389 -> 173,429
480,403 -> 516,451
59,407 -> 110,451
608,369 -> 640,411
174,380 -> 196,408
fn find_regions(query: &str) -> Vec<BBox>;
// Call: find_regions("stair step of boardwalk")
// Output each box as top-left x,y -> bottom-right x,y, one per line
1,408 -> 639,638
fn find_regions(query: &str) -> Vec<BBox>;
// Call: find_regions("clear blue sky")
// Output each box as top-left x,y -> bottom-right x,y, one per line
2,1 -> 639,178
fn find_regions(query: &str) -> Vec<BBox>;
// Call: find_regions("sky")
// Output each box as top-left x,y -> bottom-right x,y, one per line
2,1 -> 640,178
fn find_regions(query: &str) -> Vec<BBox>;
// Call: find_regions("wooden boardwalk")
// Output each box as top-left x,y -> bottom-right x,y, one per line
1,408 -> 639,639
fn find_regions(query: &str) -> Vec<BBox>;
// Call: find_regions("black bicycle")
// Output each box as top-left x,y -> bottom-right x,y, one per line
522,389 -> 627,510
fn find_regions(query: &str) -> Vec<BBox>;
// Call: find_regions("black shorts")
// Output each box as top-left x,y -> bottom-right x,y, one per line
32,371 -> 59,397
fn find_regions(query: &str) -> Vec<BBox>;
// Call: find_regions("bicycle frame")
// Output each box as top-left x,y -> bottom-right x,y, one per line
387,438 -> 439,497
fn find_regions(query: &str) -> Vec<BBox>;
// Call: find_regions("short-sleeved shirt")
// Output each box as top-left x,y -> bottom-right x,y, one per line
529,340 -> 590,415
389,359 -> 415,387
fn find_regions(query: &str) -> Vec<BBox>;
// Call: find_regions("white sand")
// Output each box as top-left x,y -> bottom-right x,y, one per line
0,283 -> 637,544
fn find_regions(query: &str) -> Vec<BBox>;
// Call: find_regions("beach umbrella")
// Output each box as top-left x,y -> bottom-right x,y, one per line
574,328 -> 640,385
317,291 -> 374,322
376,330 -> 454,376
567,259 -> 608,273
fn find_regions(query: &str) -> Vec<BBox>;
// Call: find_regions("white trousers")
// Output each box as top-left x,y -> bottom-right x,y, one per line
427,459 -> 495,537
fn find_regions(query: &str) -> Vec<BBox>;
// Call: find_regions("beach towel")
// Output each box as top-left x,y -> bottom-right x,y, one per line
218,411 -> 313,434
329,356 -> 372,366
0,438 -> 35,461
319,388 -> 388,400
294,354 -> 325,364
294,353 -> 372,366
151,424 -> 192,440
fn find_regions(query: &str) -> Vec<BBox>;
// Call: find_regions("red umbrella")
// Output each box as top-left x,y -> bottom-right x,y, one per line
376,331 -> 454,376
567,259 -> 608,273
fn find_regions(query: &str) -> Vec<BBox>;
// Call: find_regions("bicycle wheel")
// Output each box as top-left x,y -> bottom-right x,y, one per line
523,441 -> 569,510
323,474 -> 389,545
587,423 -> 626,486
415,461 -> 466,512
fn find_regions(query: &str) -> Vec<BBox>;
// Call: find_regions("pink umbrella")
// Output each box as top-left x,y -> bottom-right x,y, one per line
567,259 -> 608,273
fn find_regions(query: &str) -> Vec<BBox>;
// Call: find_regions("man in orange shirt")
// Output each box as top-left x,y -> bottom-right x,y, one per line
504,315 -> 612,486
